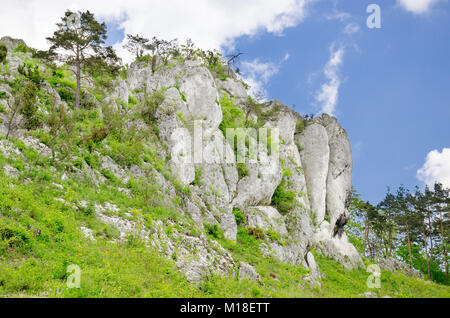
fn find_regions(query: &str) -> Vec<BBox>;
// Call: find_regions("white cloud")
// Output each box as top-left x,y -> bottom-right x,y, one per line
343,23 -> 360,35
397,0 -> 439,14
314,44 -> 344,115
417,148 -> 450,188
240,53 -> 290,100
0,0 -> 311,60
326,10 -> 351,22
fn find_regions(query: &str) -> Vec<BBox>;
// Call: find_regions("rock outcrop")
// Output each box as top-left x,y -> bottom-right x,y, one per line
0,36 -> 364,284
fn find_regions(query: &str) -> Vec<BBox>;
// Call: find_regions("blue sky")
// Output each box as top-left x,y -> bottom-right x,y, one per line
225,1 -> 450,203
1,0 -> 449,204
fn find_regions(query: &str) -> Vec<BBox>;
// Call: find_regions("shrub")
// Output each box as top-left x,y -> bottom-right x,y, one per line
237,163 -> 249,180
271,181 -> 297,214
18,63 -> 43,87
246,227 -> 264,240
14,42 -> 28,53
57,86 -> 75,103
80,202 -> 95,217
295,120 -> 305,134
128,94 -> 138,107
85,126 -> 109,152
0,219 -> 30,254
218,93 -> 245,136
141,89 -> 165,123
204,223 -> 223,239
233,208 -> 246,226
19,81 -> 42,130
108,140 -> 143,168
83,152 -> 100,169
191,168 -> 203,186
0,43 -> 7,64
102,103 -> 125,137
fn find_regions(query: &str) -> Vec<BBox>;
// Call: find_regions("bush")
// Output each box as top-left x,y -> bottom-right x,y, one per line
108,140 -> 143,168
246,227 -> 264,240
18,63 -> 43,87
0,43 -> 7,64
218,93 -> 245,136
271,181 -> 297,214
0,219 -> 30,254
141,89 -> 165,123
233,208 -> 246,226
191,168 -> 203,186
80,202 -> 95,217
204,223 -> 223,239
295,120 -> 305,134
14,42 -> 28,53
85,126 -> 109,152
19,81 -> 42,130
83,152 -> 100,169
237,163 -> 249,180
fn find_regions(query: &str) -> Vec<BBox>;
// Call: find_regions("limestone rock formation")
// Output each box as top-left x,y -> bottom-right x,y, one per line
0,36 -> 364,284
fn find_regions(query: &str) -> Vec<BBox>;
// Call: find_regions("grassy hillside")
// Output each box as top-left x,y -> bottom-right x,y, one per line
0,169 -> 448,298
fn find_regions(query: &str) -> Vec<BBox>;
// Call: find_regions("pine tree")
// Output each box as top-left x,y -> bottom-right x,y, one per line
395,185 -> 415,268
432,183 -> 449,282
410,187 -> 432,280
378,189 -> 398,257
46,10 -> 120,109
123,34 -> 149,59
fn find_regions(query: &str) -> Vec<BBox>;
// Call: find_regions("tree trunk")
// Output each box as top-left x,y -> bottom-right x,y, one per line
363,217 -> 369,258
428,215 -> 434,256
440,212 -> 448,282
405,220 -> 413,269
422,219 -> 431,280
75,43 -> 81,109
389,229 -> 393,257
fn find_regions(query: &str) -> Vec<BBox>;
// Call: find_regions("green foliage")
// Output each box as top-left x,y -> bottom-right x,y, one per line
83,152 -> 100,169
141,88 -> 165,124
295,141 -> 304,152
271,181 -> 297,215
14,42 -> 28,53
233,208 -> 246,226
128,94 -> 138,107
246,227 -> 265,240
204,223 -> 223,240
84,126 -> 109,152
48,69 -> 76,103
0,43 -> 7,64
295,120 -> 305,134
265,229 -> 285,246
80,202 -> 96,217
191,168 -> 203,186
46,10 -> 120,109
107,139 -> 143,168
237,163 -> 249,180
18,63 -> 43,87
18,81 -> 44,130
102,103 -> 125,137
218,93 -> 245,135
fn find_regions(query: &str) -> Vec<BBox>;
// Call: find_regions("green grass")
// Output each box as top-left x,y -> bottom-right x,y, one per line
0,155 -> 449,298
